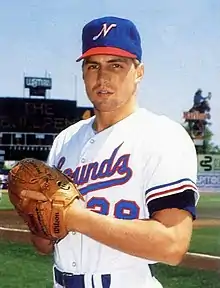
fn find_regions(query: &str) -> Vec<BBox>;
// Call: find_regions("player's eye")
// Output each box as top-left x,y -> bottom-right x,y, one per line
87,64 -> 99,70
112,63 -> 123,68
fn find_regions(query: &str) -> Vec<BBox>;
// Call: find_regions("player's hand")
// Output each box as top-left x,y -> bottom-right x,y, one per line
30,233 -> 54,255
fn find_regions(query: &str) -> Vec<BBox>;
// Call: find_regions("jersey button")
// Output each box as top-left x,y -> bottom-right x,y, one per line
90,139 -> 95,144
72,262 -> 76,267
81,158 -> 86,163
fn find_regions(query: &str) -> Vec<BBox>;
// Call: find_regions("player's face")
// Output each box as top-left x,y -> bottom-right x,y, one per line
82,55 -> 144,112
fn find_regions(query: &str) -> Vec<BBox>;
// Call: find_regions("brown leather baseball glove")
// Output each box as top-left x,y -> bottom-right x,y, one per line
8,158 -> 84,241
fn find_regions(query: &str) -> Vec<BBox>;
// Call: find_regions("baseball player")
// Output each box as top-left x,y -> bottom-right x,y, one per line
31,16 -> 199,288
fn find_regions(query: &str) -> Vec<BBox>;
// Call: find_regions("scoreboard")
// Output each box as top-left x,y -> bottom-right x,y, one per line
0,97 -> 93,133
0,97 -> 94,160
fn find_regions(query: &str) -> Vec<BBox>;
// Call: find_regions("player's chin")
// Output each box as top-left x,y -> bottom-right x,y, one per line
93,100 -> 121,112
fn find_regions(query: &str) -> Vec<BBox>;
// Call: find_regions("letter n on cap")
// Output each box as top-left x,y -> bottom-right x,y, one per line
93,23 -> 117,40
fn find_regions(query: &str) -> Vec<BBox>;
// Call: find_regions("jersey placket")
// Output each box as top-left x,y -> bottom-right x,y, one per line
79,137 -> 96,165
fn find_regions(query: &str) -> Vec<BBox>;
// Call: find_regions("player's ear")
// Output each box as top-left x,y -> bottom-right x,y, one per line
82,61 -> 85,80
135,63 -> 144,84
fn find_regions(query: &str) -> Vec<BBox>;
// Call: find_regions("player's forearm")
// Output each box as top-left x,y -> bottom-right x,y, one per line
66,208 -> 187,265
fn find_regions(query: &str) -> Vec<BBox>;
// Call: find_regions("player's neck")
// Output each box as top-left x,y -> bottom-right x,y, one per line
92,102 -> 138,133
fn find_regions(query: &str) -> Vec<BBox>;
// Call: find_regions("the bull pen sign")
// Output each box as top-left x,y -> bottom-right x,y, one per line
0,98 -> 93,133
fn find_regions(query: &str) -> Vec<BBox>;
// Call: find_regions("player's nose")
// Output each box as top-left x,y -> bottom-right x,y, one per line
96,68 -> 111,83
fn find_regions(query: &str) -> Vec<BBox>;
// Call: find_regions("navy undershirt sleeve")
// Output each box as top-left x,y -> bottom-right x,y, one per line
147,189 -> 196,220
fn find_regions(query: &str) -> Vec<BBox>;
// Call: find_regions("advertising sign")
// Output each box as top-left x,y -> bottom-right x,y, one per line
197,172 -> 220,192
24,77 -> 52,89
197,154 -> 220,173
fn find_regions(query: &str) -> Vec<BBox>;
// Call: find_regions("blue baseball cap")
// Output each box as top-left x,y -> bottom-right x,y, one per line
76,16 -> 142,62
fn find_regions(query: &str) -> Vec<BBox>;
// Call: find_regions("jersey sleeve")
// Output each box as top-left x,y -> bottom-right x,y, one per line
144,123 -> 199,219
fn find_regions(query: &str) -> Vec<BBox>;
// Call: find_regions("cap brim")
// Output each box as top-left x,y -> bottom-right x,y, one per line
76,47 -> 137,62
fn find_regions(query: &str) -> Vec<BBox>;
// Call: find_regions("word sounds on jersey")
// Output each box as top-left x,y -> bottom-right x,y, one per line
57,143 -> 133,195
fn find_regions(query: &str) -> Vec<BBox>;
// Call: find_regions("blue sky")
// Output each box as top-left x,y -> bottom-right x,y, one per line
0,0 -> 219,144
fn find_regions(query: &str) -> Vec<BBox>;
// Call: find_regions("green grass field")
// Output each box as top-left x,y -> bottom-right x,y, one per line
154,263 -> 220,288
0,242 -> 53,288
0,191 -> 219,287
190,226 -> 220,255
197,193 -> 220,219
0,241 -> 219,288
0,191 -> 13,210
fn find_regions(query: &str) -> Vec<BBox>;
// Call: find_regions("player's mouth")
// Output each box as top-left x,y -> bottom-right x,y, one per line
96,90 -> 114,96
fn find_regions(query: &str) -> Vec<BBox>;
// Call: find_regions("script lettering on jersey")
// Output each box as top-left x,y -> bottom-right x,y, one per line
56,143 -> 133,196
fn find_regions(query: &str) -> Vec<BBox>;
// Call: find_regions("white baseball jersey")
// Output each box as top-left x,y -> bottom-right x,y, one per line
47,107 -> 199,288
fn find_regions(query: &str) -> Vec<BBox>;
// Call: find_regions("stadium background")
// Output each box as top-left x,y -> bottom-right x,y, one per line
0,75 -> 219,288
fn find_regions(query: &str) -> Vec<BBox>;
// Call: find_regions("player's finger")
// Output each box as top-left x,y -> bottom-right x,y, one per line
20,190 -> 48,201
